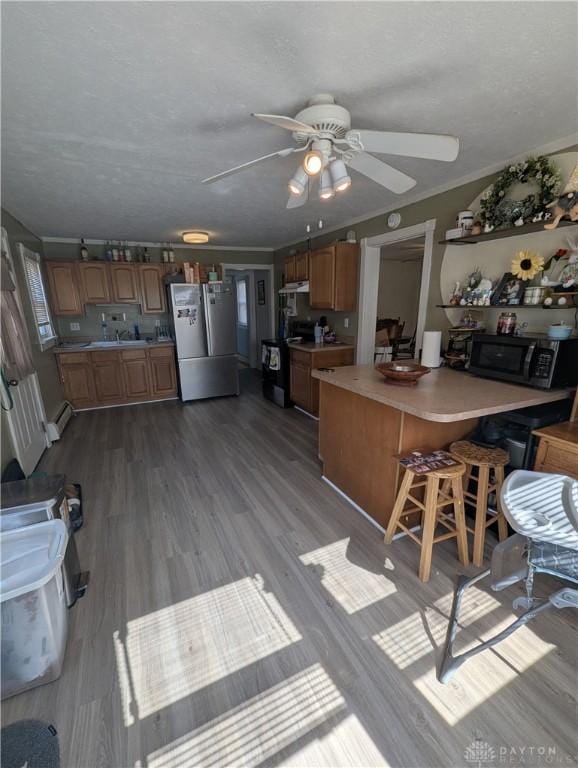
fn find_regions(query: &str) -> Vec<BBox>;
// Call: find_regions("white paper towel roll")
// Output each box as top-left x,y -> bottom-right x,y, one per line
421,330 -> 442,368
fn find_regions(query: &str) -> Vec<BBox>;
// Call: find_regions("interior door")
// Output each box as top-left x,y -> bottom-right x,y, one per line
1,228 -> 49,474
203,283 -> 236,357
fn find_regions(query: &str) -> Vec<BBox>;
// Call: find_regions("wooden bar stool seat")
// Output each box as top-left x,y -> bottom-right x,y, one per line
449,440 -> 510,567
385,460 -> 469,582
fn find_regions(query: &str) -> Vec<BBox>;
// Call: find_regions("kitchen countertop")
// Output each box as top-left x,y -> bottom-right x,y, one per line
286,342 -> 355,352
312,364 -> 573,422
53,340 -> 174,353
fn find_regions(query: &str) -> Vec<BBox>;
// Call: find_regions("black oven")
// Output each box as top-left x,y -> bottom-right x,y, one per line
469,333 -> 578,389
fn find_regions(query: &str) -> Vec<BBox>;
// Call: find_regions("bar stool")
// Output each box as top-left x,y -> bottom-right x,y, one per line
449,440 -> 510,567
385,459 -> 469,582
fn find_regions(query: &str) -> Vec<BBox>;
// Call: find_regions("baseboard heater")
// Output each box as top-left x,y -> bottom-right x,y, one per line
46,401 -> 74,441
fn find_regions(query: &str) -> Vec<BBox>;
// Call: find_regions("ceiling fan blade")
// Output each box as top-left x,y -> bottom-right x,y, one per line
286,182 -> 309,209
346,152 -> 416,194
253,113 -> 316,134
348,130 -> 459,162
202,147 -> 296,184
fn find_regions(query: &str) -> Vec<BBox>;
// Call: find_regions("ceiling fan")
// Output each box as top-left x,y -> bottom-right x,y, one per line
202,94 -> 460,209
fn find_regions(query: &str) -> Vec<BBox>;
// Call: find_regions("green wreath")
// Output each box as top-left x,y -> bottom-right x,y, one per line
479,155 -> 561,228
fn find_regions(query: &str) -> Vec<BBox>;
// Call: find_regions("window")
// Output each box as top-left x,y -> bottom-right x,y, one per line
236,278 -> 248,327
19,244 -> 56,350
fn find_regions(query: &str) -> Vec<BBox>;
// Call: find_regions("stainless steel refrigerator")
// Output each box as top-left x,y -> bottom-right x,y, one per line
169,283 -> 239,401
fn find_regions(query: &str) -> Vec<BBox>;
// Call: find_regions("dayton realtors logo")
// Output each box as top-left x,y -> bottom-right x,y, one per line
464,740 -> 497,768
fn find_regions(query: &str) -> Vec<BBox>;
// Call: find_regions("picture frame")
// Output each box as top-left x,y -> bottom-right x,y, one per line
257,279 -> 266,305
491,272 -> 524,306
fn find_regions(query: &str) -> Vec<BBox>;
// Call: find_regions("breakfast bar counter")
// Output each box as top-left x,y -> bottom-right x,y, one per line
312,365 -> 572,528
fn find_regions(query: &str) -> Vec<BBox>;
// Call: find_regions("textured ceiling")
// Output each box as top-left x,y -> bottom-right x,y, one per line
2,2 -> 577,248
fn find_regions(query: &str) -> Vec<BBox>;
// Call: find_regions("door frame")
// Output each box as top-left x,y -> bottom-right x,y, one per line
223,263 -> 275,368
356,219 -> 436,364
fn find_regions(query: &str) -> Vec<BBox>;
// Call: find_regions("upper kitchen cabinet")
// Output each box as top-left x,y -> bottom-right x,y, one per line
283,255 -> 296,283
295,251 -> 309,281
45,262 -> 83,316
309,243 -> 358,311
78,262 -> 111,304
110,264 -> 140,303
140,264 -> 166,313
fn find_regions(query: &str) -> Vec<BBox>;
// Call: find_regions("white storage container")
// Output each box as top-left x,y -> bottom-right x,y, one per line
1,519 -> 69,699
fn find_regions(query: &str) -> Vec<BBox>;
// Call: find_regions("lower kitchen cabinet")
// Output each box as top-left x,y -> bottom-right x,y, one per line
289,346 -> 355,416
56,345 -> 177,409
58,353 -> 97,408
121,350 -> 151,398
149,347 -> 178,396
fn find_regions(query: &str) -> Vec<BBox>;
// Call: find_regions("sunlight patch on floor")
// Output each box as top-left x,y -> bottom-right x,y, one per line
299,538 -> 396,614
145,663 -> 351,768
413,620 -> 554,725
116,574 -> 302,719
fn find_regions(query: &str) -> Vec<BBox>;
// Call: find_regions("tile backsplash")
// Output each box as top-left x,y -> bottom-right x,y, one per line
56,303 -> 170,342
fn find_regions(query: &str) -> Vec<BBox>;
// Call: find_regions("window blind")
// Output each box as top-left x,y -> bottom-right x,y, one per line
20,247 -> 56,347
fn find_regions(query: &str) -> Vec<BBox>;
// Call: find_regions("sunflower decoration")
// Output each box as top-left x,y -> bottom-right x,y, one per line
511,250 -> 544,281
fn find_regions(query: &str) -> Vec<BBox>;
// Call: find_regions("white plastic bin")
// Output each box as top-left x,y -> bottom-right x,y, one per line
1,519 -> 69,699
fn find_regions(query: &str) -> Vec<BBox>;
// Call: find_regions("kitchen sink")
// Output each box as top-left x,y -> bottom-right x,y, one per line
87,340 -> 146,348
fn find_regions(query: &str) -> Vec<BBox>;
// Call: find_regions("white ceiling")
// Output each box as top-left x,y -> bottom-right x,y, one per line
2,2 -> 577,249
381,236 -> 424,262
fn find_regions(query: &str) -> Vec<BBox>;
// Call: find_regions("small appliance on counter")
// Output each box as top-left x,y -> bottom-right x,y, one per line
168,283 -> 239,401
469,332 -> 578,389
0,473 -> 89,607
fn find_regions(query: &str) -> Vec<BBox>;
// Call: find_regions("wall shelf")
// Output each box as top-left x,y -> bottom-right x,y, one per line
437,304 -> 576,310
439,219 -> 576,246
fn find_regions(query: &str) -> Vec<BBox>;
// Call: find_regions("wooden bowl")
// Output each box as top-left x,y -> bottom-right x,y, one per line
375,362 -> 431,386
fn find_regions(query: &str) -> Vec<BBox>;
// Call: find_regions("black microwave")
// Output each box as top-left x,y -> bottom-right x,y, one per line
469,333 -> 578,389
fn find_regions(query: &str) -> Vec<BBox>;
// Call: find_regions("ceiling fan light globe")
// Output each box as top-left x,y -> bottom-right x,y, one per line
288,167 -> 308,196
329,159 -> 351,193
319,169 -> 334,200
303,151 -> 323,176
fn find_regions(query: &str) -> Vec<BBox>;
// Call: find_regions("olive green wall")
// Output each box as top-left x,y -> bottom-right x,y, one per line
1,209 -> 65,472
274,145 -> 578,341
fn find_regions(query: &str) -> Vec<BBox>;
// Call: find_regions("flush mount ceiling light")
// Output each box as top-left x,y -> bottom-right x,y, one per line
288,167 -> 309,196
329,159 -> 351,192
319,169 -> 334,200
182,231 -> 209,244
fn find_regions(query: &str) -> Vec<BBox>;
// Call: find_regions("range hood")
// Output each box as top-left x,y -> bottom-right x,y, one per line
278,281 -> 309,295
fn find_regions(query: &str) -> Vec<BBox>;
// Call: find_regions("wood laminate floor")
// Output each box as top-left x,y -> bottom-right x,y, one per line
3,371 -> 576,768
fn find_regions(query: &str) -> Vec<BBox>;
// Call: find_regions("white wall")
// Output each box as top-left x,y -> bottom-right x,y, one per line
377,258 -> 422,336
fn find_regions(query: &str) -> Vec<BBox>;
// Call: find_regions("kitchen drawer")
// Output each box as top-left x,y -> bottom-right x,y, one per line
148,346 -> 174,358
311,348 -> 354,368
57,352 -> 90,365
91,350 -> 121,363
536,442 -> 578,479
289,348 -> 311,367
121,348 -> 147,361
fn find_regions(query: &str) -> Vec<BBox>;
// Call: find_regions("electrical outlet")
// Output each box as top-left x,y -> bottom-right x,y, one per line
344,318 -> 350,329
70,322 -> 80,331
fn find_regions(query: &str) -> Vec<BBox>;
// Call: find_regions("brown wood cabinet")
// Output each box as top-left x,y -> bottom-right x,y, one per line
140,264 -> 167,313
121,349 -> 151,398
295,252 -> 309,281
283,255 -> 296,283
533,421 -> 578,479
149,347 -> 178,396
45,262 -> 83,316
309,243 -> 358,311
92,351 -> 126,402
55,345 -> 177,409
58,353 -> 96,407
78,263 -> 111,304
289,345 -> 355,416
110,264 -> 140,303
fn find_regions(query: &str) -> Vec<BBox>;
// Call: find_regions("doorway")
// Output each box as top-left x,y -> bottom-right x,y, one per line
356,220 -> 436,364
224,264 -> 275,370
